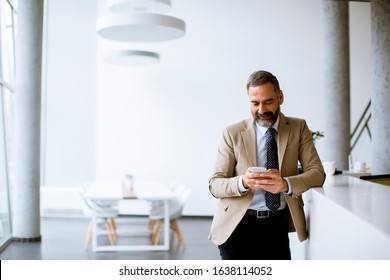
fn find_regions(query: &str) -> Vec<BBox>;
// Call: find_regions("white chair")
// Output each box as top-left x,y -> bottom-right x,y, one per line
80,189 -> 119,249
148,184 -> 191,245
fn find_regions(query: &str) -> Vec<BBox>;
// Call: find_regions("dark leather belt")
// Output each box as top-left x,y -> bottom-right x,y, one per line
246,209 -> 283,218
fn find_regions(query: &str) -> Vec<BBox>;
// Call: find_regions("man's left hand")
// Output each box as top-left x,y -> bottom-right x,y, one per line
253,169 -> 288,194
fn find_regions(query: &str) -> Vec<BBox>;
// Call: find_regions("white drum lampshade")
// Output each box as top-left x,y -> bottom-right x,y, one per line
107,0 -> 171,13
96,13 -> 185,42
103,50 -> 160,66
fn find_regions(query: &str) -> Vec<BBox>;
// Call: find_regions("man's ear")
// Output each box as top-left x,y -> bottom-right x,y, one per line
278,90 -> 284,105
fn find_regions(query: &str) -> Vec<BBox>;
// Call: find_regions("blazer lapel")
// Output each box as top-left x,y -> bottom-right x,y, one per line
241,117 -> 257,167
277,113 -> 291,169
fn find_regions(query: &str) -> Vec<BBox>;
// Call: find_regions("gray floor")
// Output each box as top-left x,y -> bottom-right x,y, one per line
0,216 -> 221,260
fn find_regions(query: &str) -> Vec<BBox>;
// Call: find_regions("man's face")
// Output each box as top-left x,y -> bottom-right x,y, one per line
248,82 -> 284,127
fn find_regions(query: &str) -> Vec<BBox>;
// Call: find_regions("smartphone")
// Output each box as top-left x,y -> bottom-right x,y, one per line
252,167 -> 267,173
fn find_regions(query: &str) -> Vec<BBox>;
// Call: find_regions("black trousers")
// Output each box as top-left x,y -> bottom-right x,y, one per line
218,209 -> 291,260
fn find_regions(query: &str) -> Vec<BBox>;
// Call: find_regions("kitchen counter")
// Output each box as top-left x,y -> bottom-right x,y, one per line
305,174 -> 390,259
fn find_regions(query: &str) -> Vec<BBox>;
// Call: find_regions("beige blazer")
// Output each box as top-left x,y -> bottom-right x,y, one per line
208,113 -> 324,245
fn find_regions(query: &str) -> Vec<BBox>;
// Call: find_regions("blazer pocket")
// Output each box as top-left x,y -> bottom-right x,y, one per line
218,200 -> 229,212
210,200 -> 230,233
298,197 -> 304,208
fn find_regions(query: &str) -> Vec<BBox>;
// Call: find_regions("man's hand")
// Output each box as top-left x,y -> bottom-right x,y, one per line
242,167 -> 288,193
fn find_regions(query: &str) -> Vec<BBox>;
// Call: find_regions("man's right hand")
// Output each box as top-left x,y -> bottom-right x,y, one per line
242,167 -> 269,189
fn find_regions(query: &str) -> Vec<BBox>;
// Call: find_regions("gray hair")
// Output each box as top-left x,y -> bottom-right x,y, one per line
246,70 -> 281,93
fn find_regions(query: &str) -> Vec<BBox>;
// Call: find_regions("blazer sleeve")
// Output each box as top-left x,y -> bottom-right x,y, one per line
209,126 -> 247,198
284,120 -> 325,198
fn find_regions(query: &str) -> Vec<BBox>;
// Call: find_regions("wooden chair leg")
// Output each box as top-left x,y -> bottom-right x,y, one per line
84,221 -> 93,249
105,219 -> 116,245
111,218 -> 117,230
170,219 -> 185,245
110,218 -> 118,243
108,218 -> 117,242
152,220 -> 163,245
148,219 -> 157,239
148,219 -> 156,231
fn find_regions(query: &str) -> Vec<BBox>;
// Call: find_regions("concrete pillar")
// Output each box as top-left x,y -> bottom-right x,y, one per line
371,0 -> 390,175
12,0 -> 44,240
321,1 -> 350,170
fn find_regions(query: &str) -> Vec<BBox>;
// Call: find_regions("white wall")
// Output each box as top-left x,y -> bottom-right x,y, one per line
43,0 -> 97,185
44,0 -> 371,216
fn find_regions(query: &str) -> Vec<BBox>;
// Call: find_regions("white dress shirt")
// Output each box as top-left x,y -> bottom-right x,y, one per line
238,116 -> 292,211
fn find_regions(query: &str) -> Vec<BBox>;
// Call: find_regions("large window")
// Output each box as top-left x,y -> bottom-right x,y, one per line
0,0 -> 16,251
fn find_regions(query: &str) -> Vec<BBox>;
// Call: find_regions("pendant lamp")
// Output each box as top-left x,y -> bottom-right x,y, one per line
103,50 -> 160,66
107,0 -> 171,13
96,13 -> 185,42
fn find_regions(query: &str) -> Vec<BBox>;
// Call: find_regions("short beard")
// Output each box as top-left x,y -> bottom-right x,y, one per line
255,106 -> 280,127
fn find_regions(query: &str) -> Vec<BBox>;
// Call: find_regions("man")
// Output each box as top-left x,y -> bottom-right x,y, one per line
208,70 -> 324,260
